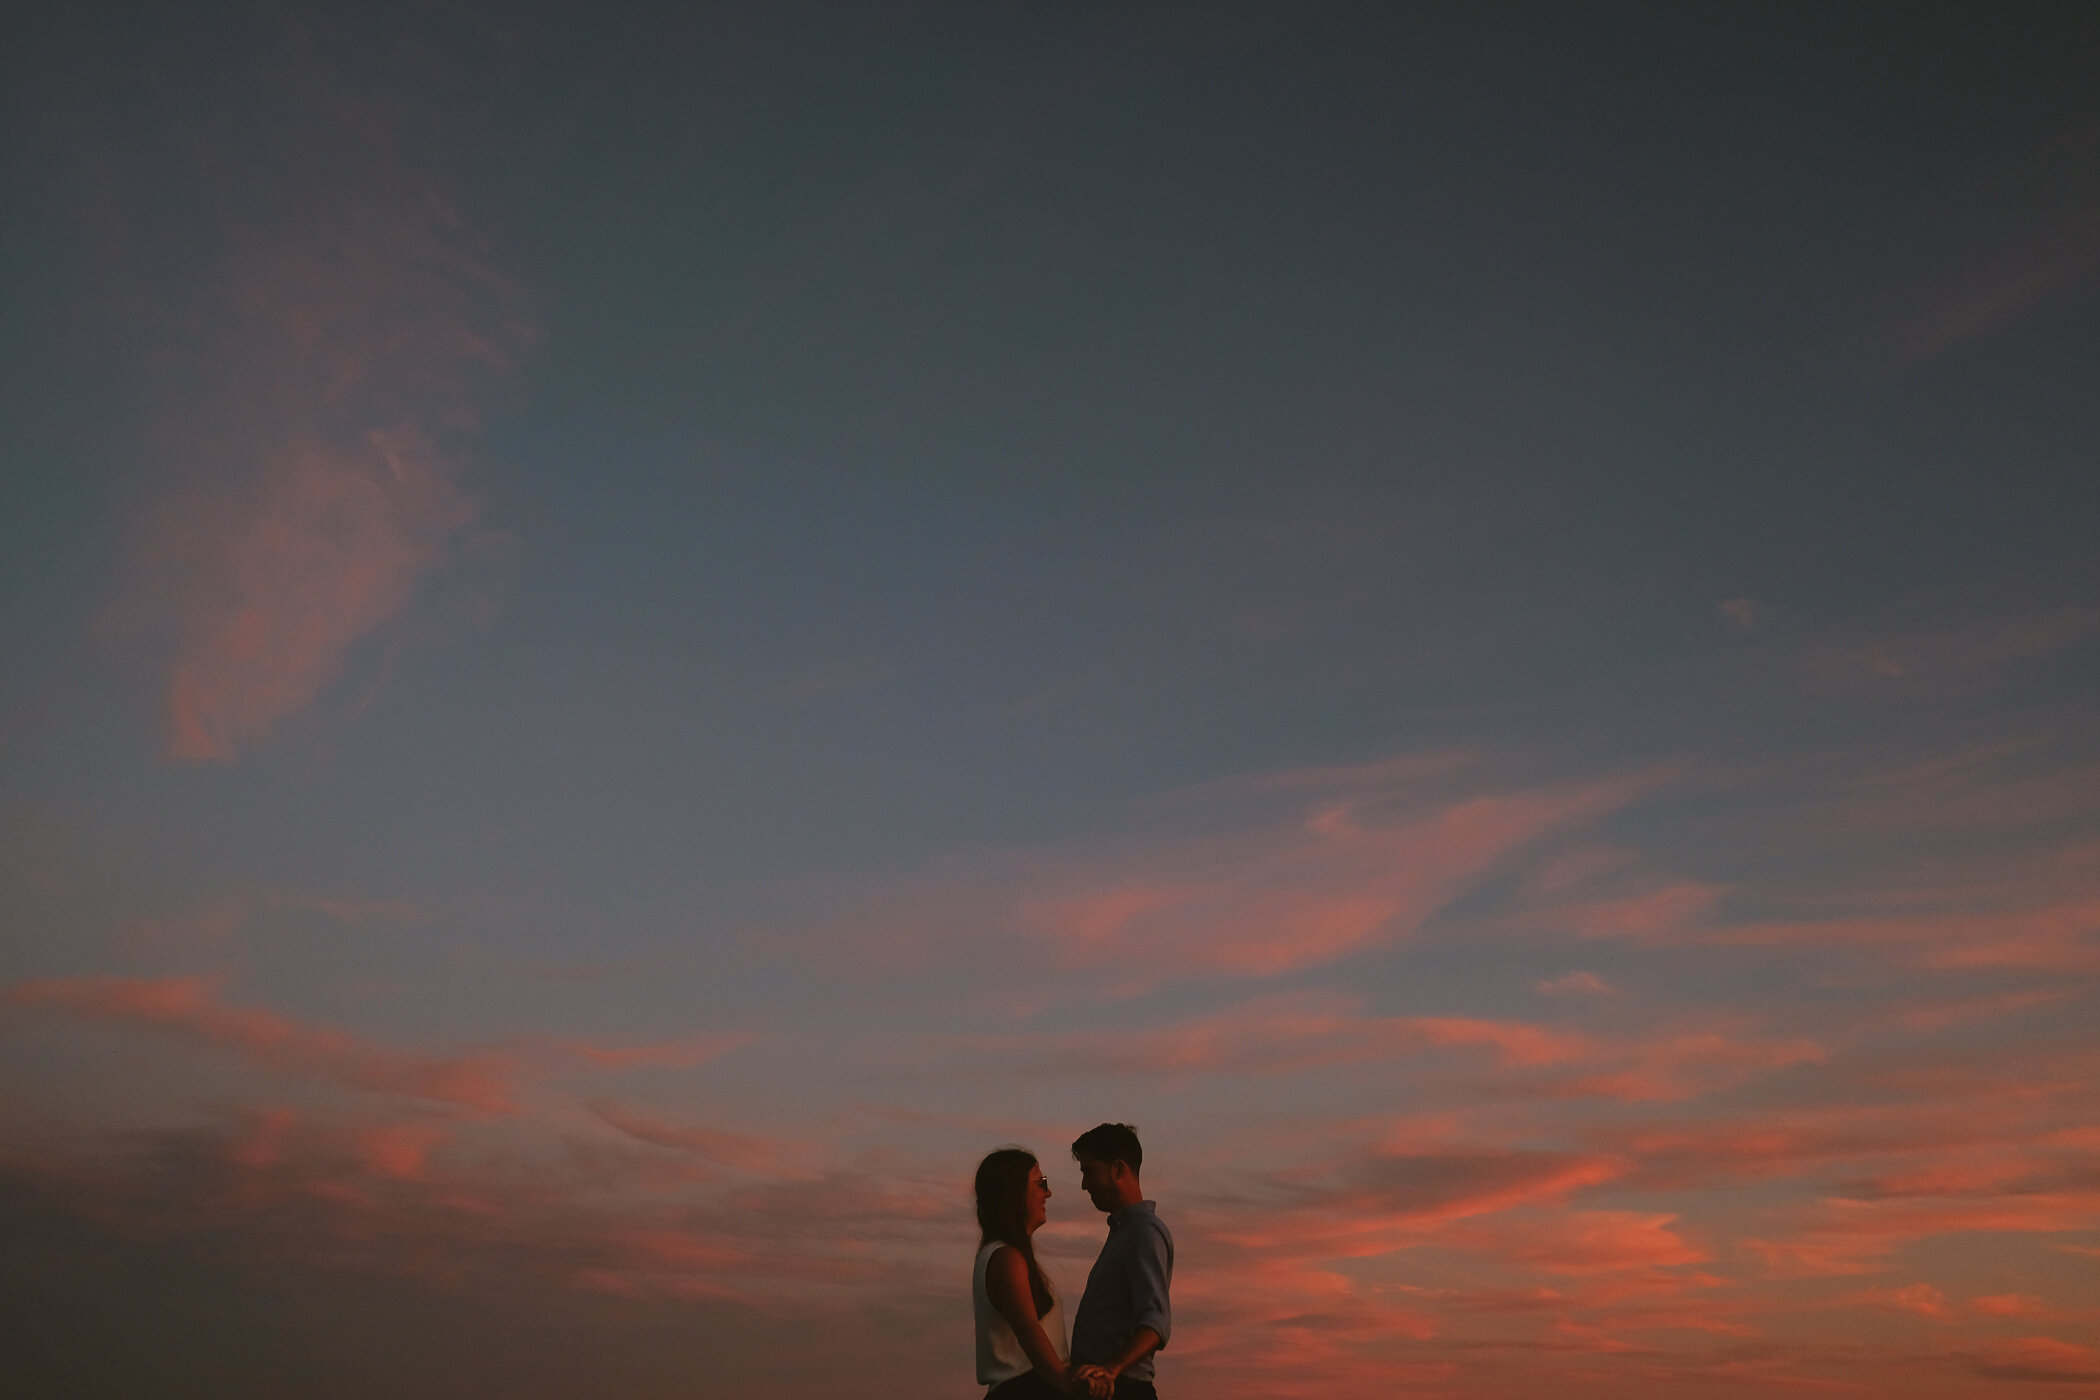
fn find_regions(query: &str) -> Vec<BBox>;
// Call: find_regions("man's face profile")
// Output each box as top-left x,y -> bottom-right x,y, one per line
1076,1154 -> 1126,1213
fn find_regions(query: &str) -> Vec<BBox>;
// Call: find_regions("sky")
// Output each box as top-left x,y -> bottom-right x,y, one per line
3,2 -> 2099,1395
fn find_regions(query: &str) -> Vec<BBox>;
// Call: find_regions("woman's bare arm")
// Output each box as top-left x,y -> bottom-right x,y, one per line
984,1246 -> 1069,1385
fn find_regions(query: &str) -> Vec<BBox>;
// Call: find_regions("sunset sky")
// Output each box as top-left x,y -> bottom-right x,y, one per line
4,4 -> 2099,1396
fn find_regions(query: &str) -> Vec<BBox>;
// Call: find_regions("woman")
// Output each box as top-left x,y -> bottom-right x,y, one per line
973,1148 -> 1077,1399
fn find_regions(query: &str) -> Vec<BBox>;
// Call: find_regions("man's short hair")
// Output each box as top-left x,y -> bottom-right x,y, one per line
1071,1122 -> 1143,1173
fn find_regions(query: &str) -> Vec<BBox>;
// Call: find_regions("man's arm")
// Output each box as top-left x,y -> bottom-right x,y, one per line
1078,1326 -> 1160,1386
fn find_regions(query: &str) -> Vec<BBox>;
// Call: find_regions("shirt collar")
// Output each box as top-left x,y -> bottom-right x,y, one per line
1107,1199 -> 1157,1228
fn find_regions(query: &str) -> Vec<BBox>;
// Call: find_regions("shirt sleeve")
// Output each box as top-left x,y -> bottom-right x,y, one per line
1127,1220 -> 1173,1348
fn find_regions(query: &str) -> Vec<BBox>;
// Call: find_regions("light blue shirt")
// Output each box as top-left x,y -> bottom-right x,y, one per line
1071,1200 -> 1173,1382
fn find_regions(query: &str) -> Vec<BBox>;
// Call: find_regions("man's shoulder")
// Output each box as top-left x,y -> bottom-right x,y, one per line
1128,1203 -> 1173,1249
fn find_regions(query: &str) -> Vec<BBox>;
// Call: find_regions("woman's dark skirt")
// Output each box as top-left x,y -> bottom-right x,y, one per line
987,1375 -> 1065,1400
987,1375 -> 1158,1400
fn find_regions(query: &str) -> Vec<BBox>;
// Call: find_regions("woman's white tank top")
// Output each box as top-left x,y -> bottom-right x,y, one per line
973,1241 -> 1067,1387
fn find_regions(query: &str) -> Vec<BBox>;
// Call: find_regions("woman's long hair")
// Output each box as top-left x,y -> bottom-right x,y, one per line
974,1147 -> 1053,1318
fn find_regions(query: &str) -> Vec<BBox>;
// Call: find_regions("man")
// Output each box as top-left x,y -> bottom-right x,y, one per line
1069,1123 -> 1173,1400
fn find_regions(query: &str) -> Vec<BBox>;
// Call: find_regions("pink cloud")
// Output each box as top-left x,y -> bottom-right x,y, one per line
5,974 -> 514,1111
1895,989 -> 2078,1033
1618,1102 -> 2028,1193
1973,1335 -> 2100,1384
1478,728 -> 2100,985
5,732 -> 2096,1397
1198,1145 -> 1628,1257
800,759 -> 1670,994
1536,970 -> 1617,996
1448,1209 -> 1708,1276
1508,880 -> 1727,942
351,1119 -> 450,1180
1546,1029 -> 1825,1102
1744,1192 -> 2100,1277
1825,606 -> 2100,681
1142,1144 -> 1789,1390
911,992 -> 1818,1103
1007,769 -> 1656,982
6,1029 -> 2093,1400
0,1098 -> 968,1328
912,992 -> 1589,1078
1848,1281 -> 1955,1319
573,1229 -> 756,1302
587,1101 -> 818,1176
135,426 -> 484,761
92,17 -> 539,761
1701,897 -> 2100,974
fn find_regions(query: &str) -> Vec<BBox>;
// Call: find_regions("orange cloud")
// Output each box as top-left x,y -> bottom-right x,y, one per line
5,974 -> 513,1111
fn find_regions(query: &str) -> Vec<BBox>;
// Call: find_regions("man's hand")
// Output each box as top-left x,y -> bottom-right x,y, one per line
1071,1364 -> 1115,1398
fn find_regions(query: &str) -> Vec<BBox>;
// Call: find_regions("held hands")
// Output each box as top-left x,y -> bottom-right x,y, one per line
1068,1364 -> 1115,1399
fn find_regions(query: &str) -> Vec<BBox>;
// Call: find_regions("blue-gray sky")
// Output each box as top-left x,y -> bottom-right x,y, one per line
4,4 -> 2099,1396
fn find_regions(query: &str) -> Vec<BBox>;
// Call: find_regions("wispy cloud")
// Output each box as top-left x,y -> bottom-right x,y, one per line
5,974 -> 515,1112
114,885 -> 434,955
823,758 -> 1664,989
904,991 -> 1821,1102
0,1106 -> 927,1318
85,12 -> 538,760
1971,1335 -> 2100,1385
554,1034 -> 759,1072
1812,602 -> 2100,684
588,1101 -> 820,1176
909,992 -> 1589,1077
1852,126 -> 2100,377
1536,970 -> 1616,996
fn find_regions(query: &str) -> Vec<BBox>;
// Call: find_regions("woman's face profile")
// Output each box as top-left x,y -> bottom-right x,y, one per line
1025,1165 -> 1051,1232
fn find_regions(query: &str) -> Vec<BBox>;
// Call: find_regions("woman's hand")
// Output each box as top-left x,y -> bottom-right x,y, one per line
1070,1364 -> 1114,1398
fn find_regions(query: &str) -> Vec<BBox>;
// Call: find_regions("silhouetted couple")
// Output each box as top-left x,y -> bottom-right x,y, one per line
973,1124 -> 1172,1400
